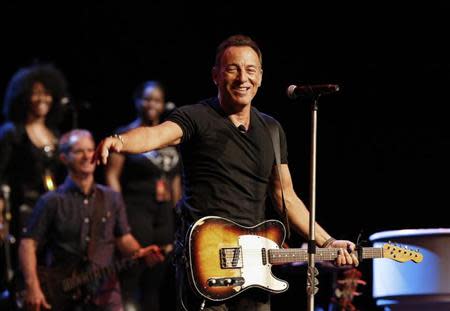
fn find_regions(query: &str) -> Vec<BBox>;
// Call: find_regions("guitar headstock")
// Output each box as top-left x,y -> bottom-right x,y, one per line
382,243 -> 423,263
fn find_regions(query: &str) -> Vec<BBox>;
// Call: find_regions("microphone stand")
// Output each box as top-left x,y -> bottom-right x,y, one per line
67,101 -> 79,130
1,184 -> 15,284
306,96 -> 320,311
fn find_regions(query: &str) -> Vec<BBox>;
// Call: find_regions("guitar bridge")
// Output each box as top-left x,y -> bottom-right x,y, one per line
220,247 -> 243,269
207,277 -> 245,287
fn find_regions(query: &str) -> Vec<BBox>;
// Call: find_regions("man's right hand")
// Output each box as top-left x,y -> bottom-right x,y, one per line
134,244 -> 165,267
24,284 -> 51,311
93,135 -> 124,165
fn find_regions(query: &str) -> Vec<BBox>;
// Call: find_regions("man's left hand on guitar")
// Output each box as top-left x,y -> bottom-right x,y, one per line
326,240 -> 359,267
134,244 -> 165,267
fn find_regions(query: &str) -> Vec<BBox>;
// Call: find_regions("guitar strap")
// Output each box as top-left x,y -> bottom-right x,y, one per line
87,188 -> 106,262
256,110 -> 291,239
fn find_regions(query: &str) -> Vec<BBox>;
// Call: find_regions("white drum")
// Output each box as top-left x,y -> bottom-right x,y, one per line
370,229 -> 450,311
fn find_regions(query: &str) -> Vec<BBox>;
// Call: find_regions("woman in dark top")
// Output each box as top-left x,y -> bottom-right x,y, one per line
0,63 -> 67,246
105,81 -> 181,311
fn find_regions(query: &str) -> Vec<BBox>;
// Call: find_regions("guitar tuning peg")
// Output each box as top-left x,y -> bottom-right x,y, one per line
404,245 -> 408,250
388,240 -> 392,244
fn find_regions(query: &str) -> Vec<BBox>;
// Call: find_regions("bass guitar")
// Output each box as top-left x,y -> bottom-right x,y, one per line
18,245 -> 163,310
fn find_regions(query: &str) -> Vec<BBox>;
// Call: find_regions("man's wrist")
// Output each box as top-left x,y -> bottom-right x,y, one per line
25,277 -> 40,288
321,237 -> 336,248
112,134 -> 124,149
132,247 -> 141,257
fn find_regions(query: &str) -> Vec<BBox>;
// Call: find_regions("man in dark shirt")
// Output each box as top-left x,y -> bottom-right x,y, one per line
19,129 -> 164,311
94,35 -> 359,310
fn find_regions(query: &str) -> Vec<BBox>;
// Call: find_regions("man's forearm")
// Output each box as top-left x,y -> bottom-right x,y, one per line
119,126 -> 157,153
19,239 -> 40,288
286,195 -> 333,247
120,121 -> 182,154
116,233 -> 141,256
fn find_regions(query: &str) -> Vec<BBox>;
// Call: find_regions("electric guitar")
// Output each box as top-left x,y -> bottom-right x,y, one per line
186,216 -> 423,301
16,258 -> 136,310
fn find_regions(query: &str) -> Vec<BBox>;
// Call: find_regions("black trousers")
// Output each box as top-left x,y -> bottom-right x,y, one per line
121,256 -> 176,311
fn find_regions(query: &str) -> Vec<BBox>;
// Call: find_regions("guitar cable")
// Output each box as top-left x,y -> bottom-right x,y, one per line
177,272 -> 205,311
178,290 -> 206,311
178,279 -> 189,311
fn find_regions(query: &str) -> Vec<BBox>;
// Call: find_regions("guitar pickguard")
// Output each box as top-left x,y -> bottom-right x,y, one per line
238,235 -> 288,292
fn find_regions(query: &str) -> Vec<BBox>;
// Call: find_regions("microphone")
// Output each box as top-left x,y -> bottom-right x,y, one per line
165,101 -> 176,112
61,95 -> 92,110
1,184 -> 10,200
60,96 -> 71,106
161,101 -> 177,121
287,84 -> 340,99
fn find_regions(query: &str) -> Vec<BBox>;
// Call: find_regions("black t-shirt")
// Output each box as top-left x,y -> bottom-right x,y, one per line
167,97 -> 288,228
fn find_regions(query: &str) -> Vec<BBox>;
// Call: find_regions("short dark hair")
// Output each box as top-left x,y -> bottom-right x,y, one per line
214,34 -> 263,67
2,63 -> 68,128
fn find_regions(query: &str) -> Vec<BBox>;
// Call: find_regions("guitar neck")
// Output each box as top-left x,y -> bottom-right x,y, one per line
268,247 -> 383,265
62,257 -> 136,292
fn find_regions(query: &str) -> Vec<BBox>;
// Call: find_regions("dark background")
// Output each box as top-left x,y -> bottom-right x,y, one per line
1,2 -> 449,310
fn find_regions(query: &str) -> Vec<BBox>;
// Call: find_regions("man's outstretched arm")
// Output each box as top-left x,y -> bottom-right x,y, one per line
94,121 -> 183,165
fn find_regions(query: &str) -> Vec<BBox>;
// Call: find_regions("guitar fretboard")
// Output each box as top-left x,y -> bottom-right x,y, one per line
62,258 -> 136,292
268,247 -> 383,265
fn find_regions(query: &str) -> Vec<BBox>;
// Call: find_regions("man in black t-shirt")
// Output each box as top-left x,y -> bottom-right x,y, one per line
95,35 -> 359,311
